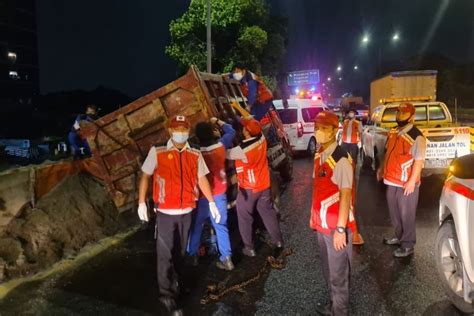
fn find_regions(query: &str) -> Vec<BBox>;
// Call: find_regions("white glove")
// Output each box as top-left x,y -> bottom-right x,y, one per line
357,141 -> 362,149
137,202 -> 149,222
209,202 -> 221,224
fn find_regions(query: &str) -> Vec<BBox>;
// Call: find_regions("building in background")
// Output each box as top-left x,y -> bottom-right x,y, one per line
0,0 -> 39,106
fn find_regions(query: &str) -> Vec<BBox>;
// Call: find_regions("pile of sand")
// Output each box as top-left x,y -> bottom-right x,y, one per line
0,174 -> 126,282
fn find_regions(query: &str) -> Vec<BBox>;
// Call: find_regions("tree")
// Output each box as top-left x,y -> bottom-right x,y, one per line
166,0 -> 287,90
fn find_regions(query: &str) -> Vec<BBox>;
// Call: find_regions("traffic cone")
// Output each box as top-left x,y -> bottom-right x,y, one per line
352,221 -> 364,245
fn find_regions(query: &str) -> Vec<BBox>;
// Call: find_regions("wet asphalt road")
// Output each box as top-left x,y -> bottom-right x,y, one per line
0,156 -> 466,315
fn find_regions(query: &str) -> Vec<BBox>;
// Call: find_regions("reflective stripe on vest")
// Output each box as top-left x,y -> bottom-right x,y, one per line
342,119 -> 360,144
383,129 -> 420,186
235,135 -> 270,192
310,146 -> 356,234
153,146 -> 200,210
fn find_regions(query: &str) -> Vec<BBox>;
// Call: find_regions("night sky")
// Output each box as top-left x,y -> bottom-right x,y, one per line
37,0 -> 474,98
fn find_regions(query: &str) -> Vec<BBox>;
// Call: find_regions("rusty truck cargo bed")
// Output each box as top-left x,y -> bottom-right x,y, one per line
81,66 -> 252,211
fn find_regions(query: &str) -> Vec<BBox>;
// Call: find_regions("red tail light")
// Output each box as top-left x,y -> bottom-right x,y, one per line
297,121 -> 304,138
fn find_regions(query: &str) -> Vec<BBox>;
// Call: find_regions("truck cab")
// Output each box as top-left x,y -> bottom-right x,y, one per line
362,97 -> 471,175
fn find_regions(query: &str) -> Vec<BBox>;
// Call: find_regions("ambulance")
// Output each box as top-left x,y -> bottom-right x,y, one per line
274,96 -> 330,156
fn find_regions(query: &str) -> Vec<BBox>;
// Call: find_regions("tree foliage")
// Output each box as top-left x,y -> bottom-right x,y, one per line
166,0 -> 287,87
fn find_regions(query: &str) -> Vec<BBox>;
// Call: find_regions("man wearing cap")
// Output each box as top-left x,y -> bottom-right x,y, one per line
377,102 -> 426,258
341,108 -> 363,166
340,107 -> 365,246
230,64 -> 274,121
137,115 -> 218,314
226,117 -> 284,256
310,111 -> 356,315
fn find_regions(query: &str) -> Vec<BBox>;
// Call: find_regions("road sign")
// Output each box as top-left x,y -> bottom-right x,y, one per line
287,69 -> 320,86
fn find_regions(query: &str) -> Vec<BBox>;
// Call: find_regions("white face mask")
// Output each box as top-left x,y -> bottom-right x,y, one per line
348,113 -> 355,119
315,130 -> 333,144
172,132 -> 189,144
233,72 -> 244,81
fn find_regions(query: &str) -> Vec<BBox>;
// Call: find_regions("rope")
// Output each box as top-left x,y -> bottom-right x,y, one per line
200,248 -> 293,305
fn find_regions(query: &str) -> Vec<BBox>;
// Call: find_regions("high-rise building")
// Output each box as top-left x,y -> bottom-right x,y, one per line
0,0 -> 39,105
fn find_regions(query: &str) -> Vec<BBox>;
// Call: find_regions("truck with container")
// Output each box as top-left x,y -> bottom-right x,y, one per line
370,70 -> 438,113
363,70 -> 472,176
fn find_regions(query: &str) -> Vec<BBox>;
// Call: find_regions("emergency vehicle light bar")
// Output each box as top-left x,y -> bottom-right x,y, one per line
380,96 -> 434,104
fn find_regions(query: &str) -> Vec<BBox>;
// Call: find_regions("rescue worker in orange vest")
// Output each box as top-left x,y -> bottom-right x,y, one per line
231,64 -> 274,121
340,108 -> 363,166
377,103 -> 426,258
137,115 -> 218,314
310,111 -> 356,316
227,117 -> 284,256
187,117 -> 236,270
340,107 -> 365,246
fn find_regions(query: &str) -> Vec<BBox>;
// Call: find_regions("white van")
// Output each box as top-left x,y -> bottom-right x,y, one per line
274,98 -> 330,156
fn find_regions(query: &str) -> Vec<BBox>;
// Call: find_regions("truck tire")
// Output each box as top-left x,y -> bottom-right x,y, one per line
435,220 -> 474,314
278,148 -> 293,182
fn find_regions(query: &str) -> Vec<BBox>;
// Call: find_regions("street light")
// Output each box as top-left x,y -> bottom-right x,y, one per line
336,65 -> 342,72
338,77 -> 342,81
327,77 -> 331,81
353,65 -> 358,70
206,0 -> 211,72
362,34 -> 369,44
392,32 -> 400,42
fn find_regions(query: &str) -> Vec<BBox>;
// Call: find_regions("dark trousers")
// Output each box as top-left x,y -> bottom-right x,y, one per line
341,142 -> 359,166
317,231 -> 353,316
236,188 -> 283,249
155,211 -> 192,298
386,185 -> 420,248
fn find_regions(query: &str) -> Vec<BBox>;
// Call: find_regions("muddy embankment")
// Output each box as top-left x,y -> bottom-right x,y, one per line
0,172 -> 132,282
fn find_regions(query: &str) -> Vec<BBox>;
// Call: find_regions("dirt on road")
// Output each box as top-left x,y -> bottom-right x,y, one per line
0,173 -> 130,282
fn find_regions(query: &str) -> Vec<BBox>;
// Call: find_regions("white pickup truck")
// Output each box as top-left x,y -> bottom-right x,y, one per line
362,100 -> 472,176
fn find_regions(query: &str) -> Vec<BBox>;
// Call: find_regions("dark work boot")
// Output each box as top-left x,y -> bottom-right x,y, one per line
383,237 -> 401,245
315,302 -> 331,315
216,256 -> 235,271
242,247 -> 256,257
393,247 -> 414,258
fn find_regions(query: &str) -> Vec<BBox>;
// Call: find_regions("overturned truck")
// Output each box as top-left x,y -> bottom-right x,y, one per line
81,66 -> 293,211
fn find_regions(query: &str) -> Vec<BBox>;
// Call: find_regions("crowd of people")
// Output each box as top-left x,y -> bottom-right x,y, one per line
70,65 -> 426,316
135,100 -> 425,316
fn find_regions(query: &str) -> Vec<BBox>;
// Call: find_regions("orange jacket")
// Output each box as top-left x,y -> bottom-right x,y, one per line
153,145 -> 200,210
235,134 -> 270,192
310,146 -> 356,234
383,127 -> 423,186
200,143 -> 227,196
342,119 -> 361,144
240,72 -> 273,105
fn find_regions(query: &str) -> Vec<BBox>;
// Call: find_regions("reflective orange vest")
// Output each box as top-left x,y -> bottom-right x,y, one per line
240,72 -> 273,104
200,142 -> 227,196
310,145 -> 356,234
342,119 -> 361,144
153,145 -> 200,210
235,134 -> 270,192
383,126 -> 423,186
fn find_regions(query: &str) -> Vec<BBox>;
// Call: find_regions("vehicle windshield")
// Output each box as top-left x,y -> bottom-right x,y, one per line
277,109 -> 297,124
302,107 -> 324,122
381,106 -> 428,122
